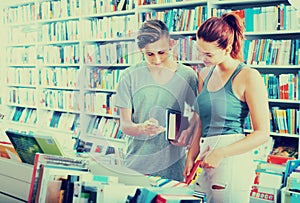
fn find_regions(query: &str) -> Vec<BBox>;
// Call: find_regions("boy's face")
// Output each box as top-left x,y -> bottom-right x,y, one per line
141,36 -> 170,68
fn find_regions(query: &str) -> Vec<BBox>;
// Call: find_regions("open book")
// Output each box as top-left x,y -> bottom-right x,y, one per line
5,130 -> 64,165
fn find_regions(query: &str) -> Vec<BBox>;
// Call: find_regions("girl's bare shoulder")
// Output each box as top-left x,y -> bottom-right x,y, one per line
199,67 -> 213,81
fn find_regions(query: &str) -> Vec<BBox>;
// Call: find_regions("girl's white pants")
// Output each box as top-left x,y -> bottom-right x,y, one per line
194,134 -> 257,203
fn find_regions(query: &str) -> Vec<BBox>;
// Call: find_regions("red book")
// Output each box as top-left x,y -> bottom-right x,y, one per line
185,160 -> 201,185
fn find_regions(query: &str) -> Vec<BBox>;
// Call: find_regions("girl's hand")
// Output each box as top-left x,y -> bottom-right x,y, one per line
170,129 -> 191,146
183,157 -> 195,179
199,146 -> 225,168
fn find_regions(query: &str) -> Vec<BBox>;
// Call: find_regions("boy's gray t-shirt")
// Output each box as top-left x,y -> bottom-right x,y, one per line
115,61 -> 198,181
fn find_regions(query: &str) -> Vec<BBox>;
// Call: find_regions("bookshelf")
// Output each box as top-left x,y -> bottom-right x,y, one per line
0,0 -> 139,152
79,0 -> 139,152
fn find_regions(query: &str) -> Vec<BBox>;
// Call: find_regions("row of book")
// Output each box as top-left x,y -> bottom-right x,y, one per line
82,0 -> 136,15
6,66 -> 124,90
244,107 -> 300,135
78,136 -> 125,165
6,67 -> 38,86
138,0 -> 185,5
172,36 -> 202,62
7,106 -> 79,131
40,67 -> 79,88
8,25 -> 37,44
84,92 -> 117,116
2,0 -> 137,25
139,6 -> 208,32
38,110 -> 79,131
83,41 -> 140,65
15,67 -> 299,101
2,2 -> 36,24
270,107 -> 300,135
214,5 -> 299,32
8,88 -> 36,106
85,68 -> 124,90
41,89 -> 80,111
7,44 -> 80,64
8,87 -> 118,114
244,39 -> 300,66
261,73 -> 300,100
7,66 -> 78,88
2,0 -> 80,24
7,20 -> 79,44
7,46 -> 36,64
39,44 -> 80,64
36,0 -> 80,20
81,15 -> 136,40
9,107 -> 37,124
39,20 -> 79,42
86,117 -> 122,139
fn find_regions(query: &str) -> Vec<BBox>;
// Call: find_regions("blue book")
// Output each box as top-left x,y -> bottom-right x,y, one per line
295,39 -> 299,65
244,8 -> 254,32
289,39 -> 295,65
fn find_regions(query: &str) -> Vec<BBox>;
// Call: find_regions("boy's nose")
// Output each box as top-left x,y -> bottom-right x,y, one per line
154,55 -> 162,64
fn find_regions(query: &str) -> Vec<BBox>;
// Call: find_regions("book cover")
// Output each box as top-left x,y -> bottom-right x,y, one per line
165,109 -> 189,142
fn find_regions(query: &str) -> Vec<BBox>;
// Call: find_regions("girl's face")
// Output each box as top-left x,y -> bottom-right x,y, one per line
196,38 -> 227,67
142,36 -> 170,68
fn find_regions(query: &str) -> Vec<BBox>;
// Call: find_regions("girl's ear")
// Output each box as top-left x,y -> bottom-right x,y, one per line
225,45 -> 232,55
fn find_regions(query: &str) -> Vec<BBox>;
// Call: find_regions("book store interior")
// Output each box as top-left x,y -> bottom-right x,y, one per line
1,0 -> 300,202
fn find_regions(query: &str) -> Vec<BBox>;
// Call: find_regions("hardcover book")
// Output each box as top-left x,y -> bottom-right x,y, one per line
165,109 -> 189,142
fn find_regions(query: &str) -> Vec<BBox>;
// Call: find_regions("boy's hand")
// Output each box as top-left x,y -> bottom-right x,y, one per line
143,118 -> 165,136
